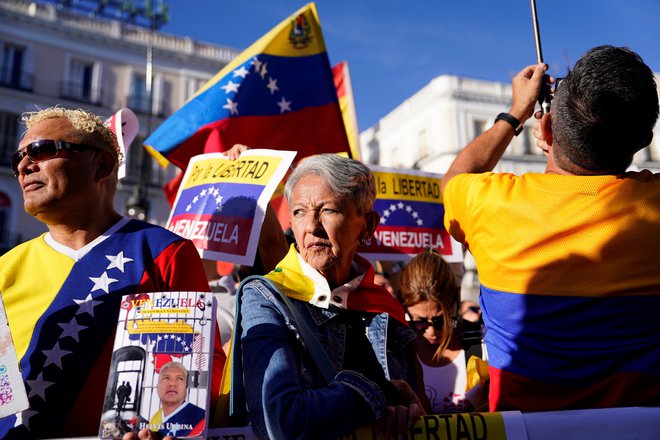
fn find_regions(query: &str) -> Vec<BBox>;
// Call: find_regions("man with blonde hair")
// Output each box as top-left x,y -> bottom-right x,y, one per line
0,107 -> 224,438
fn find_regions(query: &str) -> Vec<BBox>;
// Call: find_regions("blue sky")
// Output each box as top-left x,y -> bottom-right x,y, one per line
161,1 -> 660,131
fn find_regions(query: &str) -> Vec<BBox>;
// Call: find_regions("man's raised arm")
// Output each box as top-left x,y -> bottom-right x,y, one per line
440,63 -> 548,193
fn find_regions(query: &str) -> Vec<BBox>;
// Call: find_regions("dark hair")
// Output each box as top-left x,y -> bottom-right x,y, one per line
397,250 -> 458,360
551,45 -> 659,173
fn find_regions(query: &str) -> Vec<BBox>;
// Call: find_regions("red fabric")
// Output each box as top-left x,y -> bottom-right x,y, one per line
166,105 -> 349,170
489,366 -> 660,412
333,61 -> 347,98
346,254 -> 407,326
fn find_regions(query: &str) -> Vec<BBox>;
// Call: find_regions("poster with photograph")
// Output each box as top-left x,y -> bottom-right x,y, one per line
99,292 -> 215,439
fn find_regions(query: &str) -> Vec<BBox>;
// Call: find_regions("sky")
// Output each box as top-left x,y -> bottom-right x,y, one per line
161,1 -> 660,132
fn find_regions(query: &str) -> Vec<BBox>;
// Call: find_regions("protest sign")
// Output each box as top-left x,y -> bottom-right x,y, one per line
166,149 -> 296,266
358,165 -> 463,262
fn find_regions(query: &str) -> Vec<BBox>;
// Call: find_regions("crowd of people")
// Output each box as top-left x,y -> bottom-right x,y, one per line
0,43 -> 657,439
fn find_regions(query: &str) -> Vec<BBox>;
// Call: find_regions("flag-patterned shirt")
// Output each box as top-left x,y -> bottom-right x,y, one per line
443,170 -> 660,411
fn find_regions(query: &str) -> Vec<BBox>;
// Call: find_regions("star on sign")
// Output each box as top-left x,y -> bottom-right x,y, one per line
89,271 -> 118,293
186,204 -> 192,212
267,77 -> 279,94
278,97 -> 292,113
200,189 -> 207,197
106,251 -> 133,273
221,80 -> 240,94
74,293 -> 103,317
59,317 -> 88,342
42,342 -> 72,369
212,188 -> 220,197
223,98 -> 239,115
27,372 -> 54,401
260,62 -> 268,79
232,65 -> 249,78
378,203 -> 421,225
193,195 -> 200,204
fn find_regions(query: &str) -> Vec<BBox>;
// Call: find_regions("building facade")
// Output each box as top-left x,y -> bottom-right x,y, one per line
359,73 -> 660,176
0,0 -> 240,253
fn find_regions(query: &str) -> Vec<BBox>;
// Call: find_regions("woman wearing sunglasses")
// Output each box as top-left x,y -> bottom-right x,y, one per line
397,250 -> 488,414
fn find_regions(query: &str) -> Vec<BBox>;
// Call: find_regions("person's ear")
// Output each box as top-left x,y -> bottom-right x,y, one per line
362,210 -> 380,242
540,112 -> 553,147
95,151 -> 117,182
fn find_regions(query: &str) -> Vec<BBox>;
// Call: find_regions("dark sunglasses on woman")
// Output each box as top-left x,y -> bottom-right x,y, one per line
11,139 -> 103,177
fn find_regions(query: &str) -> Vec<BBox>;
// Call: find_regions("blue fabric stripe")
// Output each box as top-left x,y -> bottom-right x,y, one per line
481,285 -> 660,386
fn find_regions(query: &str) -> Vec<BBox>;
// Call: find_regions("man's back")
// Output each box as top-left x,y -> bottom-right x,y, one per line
443,170 -> 660,410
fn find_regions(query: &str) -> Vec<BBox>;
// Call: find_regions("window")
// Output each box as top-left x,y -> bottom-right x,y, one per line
0,111 -> 20,167
0,44 -> 31,90
129,72 -> 149,114
63,58 -> 101,104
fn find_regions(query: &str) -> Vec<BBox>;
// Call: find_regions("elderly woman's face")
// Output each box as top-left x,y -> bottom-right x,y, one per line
290,174 -> 368,285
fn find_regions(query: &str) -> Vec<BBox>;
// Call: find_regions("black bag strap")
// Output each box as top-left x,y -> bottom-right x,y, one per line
461,319 -> 484,364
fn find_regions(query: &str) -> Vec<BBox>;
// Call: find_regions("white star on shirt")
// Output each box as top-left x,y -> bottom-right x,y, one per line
277,97 -> 292,113
266,77 -> 279,94
42,342 -> 72,369
221,80 -> 240,94
223,98 -> 239,115
17,409 -> 39,430
106,251 -> 133,273
232,65 -> 249,78
89,272 -> 118,293
59,318 -> 88,342
251,57 -> 263,72
27,373 -> 54,401
74,293 -> 103,317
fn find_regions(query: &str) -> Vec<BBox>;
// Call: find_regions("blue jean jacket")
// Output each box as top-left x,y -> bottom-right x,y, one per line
237,277 -> 419,440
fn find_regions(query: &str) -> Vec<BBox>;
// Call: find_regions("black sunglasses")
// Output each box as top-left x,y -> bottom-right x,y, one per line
12,139 -> 103,177
406,314 -> 445,334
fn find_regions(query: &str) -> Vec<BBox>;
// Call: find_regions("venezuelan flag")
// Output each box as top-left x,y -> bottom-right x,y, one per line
145,3 -> 350,169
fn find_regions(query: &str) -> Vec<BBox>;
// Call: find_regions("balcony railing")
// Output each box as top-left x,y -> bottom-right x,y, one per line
0,67 -> 33,91
60,81 -> 103,106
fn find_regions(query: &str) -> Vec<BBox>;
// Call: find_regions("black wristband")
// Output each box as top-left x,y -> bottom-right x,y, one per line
495,112 -> 523,136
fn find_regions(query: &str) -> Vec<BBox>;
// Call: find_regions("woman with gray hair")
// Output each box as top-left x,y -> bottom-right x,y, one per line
235,154 -> 427,439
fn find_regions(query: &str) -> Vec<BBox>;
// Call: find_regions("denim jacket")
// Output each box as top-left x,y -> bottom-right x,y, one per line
238,277 -> 419,440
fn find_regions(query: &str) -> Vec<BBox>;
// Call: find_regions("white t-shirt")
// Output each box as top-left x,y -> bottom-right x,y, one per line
420,350 -> 470,414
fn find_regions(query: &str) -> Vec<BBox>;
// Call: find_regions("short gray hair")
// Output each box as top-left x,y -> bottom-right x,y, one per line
284,154 -> 376,215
